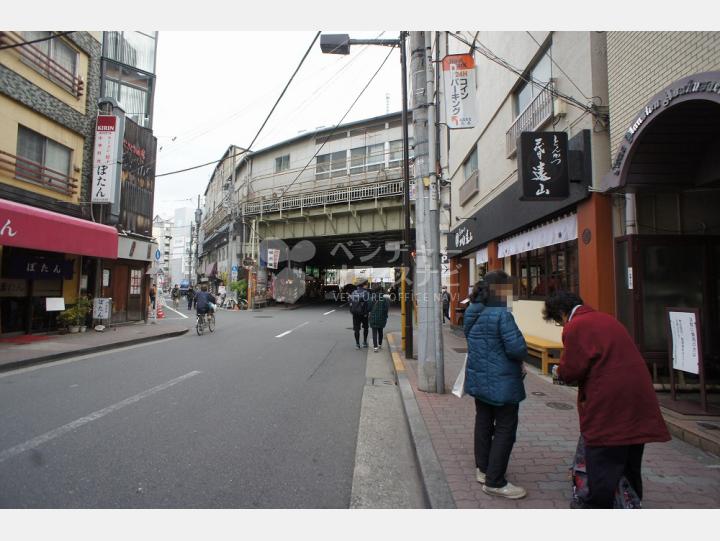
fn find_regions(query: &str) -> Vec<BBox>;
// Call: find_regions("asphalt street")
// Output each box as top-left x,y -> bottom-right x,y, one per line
0,302 -> 378,508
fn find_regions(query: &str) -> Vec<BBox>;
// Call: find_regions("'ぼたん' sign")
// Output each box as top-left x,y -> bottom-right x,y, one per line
517,131 -> 569,201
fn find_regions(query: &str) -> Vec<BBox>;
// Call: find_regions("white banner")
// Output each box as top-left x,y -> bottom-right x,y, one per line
442,54 -> 477,129
497,214 -> 578,258
91,115 -> 120,203
267,248 -> 280,270
93,298 -> 111,320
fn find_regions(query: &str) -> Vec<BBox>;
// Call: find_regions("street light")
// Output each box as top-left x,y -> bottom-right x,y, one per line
320,33 -> 413,359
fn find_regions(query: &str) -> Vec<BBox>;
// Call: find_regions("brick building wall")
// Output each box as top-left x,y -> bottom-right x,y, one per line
607,31 -> 720,155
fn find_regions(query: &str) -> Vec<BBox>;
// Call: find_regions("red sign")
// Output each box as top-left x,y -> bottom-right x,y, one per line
0,199 -> 118,259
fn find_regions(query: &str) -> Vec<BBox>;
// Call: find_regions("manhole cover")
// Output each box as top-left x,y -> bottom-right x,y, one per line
452,347 -> 468,353
254,316 -> 273,318
531,391 -> 546,396
697,422 -> 720,431
546,401 -> 574,410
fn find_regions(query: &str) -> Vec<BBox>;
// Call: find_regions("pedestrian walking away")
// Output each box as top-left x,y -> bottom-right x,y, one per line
368,283 -> 389,352
349,279 -> 370,349
149,284 -> 156,310
463,271 -> 528,500
171,284 -> 180,309
186,285 -> 195,310
442,286 -> 450,324
543,291 -> 671,509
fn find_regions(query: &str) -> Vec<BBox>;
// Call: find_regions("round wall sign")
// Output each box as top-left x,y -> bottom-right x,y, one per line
582,228 -> 592,245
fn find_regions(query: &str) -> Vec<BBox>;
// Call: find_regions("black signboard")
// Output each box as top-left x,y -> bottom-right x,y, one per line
518,131 -> 569,201
7,254 -> 73,279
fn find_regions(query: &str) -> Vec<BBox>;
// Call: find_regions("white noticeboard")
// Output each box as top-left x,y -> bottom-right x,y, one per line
93,298 -> 111,320
91,115 -> 120,203
267,248 -> 280,270
45,297 -> 65,311
668,310 -> 700,374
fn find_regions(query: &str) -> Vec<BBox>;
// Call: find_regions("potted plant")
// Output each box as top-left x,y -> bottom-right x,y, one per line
58,306 -> 80,332
75,296 -> 92,332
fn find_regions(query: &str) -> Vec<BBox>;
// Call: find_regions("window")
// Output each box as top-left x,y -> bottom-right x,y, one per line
511,240 -> 578,299
514,52 -> 551,116
315,151 -> 347,180
103,31 -> 157,73
388,140 -> 403,168
102,61 -> 154,128
463,147 -> 478,180
20,32 -> 79,94
275,154 -> 290,173
349,144 -> 385,174
130,269 -> 142,295
15,126 -> 72,190
350,147 -> 366,174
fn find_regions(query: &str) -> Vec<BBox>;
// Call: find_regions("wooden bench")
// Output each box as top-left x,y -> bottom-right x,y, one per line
524,334 -> 563,375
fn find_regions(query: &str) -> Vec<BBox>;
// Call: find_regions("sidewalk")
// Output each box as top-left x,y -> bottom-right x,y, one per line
0,321 -> 189,372
388,326 -> 720,509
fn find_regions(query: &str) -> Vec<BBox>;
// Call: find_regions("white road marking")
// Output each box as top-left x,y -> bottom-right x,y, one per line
323,309 -> 336,315
274,321 -> 309,338
162,304 -> 188,319
0,371 -> 201,464
0,336 -> 183,379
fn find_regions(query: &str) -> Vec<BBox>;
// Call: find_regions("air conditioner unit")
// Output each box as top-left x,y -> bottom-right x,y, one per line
554,98 -> 567,118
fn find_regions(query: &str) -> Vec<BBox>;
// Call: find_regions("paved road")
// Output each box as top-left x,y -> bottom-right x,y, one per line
0,303 -> 370,508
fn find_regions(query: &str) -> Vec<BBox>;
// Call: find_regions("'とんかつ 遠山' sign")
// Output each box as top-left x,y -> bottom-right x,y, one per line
517,131 -> 569,201
442,54 -> 477,129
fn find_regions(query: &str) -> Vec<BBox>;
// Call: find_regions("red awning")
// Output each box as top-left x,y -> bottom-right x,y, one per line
0,198 -> 118,259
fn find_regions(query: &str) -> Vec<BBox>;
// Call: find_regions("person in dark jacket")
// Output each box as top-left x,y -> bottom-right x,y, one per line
349,280 -> 370,349
368,284 -> 389,352
195,284 -> 216,315
463,270 -> 528,500
186,285 -> 195,310
441,286 -> 450,323
543,291 -> 671,508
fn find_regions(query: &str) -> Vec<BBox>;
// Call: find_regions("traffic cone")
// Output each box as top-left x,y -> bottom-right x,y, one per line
157,306 -> 165,319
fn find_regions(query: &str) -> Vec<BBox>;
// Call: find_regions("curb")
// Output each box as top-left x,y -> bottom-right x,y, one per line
0,328 -> 189,373
386,333 -> 456,509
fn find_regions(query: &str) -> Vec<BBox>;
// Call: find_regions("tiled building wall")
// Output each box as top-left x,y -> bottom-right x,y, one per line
607,31 -> 720,156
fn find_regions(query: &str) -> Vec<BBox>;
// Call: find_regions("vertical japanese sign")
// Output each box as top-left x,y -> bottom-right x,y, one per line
92,115 -> 119,203
442,54 -> 477,129
267,248 -> 280,270
668,310 -> 701,374
518,131 -> 569,201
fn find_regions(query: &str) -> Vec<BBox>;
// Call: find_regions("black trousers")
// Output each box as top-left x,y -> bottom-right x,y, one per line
585,443 -> 645,508
371,327 -> 384,347
352,314 -> 369,345
474,399 -> 519,488
443,304 -> 450,322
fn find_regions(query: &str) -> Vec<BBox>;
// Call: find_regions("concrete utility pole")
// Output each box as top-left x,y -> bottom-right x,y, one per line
411,31 -> 445,393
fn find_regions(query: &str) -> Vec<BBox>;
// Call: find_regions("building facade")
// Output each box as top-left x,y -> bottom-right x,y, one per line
441,31 -> 612,345
0,31 -> 120,335
151,214 -> 173,289
600,32 -> 720,382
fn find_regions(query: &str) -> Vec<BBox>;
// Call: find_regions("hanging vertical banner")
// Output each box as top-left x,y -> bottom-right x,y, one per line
91,115 -> 120,203
517,131 -> 570,201
442,54 -> 477,129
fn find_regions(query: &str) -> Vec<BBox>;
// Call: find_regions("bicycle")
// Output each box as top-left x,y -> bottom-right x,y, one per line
196,311 -> 215,335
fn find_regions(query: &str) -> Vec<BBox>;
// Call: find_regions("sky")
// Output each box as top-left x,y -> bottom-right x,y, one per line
152,31 -> 404,219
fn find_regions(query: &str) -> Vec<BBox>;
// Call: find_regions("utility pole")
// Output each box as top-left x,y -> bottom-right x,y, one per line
410,31 -> 445,393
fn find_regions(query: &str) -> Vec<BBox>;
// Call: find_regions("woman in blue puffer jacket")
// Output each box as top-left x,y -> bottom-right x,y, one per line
463,270 -> 528,500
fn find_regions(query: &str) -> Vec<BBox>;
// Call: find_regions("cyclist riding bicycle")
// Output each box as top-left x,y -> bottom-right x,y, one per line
195,284 -> 216,317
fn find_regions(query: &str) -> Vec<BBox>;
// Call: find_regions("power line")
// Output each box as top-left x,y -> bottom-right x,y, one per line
0,31 -> 74,50
278,44 -> 397,199
155,32 -> 321,179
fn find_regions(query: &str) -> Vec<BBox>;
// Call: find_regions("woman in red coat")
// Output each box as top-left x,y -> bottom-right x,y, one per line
543,291 -> 670,508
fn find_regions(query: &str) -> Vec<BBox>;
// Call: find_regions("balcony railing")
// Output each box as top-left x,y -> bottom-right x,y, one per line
202,208 -> 229,235
459,170 -> 479,207
0,150 -> 78,195
505,82 -> 554,157
243,178 -> 404,217
0,31 -> 84,98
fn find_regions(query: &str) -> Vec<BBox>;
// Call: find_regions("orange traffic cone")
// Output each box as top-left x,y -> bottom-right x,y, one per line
157,306 -> 165,319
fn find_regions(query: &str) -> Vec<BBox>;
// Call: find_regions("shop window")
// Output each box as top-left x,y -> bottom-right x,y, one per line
511,240 -> 578,299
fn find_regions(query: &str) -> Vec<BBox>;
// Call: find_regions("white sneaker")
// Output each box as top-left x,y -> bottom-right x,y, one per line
374,347 -> 379,352
475,468 -> 486,484
482,482 -> 527,499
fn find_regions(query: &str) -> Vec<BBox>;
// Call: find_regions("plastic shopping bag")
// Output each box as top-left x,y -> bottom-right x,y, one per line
451,354 -> 468,398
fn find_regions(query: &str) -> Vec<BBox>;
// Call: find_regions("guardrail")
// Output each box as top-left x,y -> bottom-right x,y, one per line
242,179 -> 404,217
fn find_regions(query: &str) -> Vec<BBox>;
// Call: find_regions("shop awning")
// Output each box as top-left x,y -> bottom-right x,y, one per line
0,198 -> 118,259
497,214 -> 577,258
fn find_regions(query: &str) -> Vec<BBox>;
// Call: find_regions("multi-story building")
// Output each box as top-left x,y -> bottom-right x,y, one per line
0,31 -> 118,335
441,31 -> 611,346
152,214 -> 173,289
170,207 -> 195,286
599,32 -> 720,382
199,112 -> 415,300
